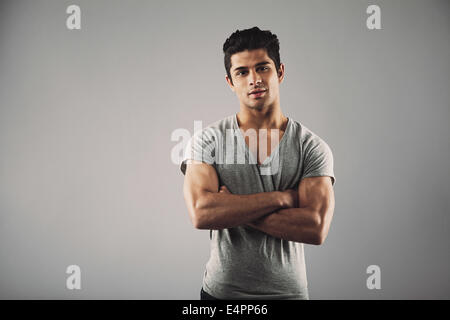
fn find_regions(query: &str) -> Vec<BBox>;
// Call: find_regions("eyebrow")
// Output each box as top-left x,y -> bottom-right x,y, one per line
232,61 -> 271,73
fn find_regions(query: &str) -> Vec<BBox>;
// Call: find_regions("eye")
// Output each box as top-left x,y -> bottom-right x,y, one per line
236,70 -> 247,76
258,66 -> 269,71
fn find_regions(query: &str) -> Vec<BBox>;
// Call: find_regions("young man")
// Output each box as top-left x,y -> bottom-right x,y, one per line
180,27 -> 336,300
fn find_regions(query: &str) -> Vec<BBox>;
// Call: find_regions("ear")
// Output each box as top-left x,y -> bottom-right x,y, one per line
225,75 -> 235,92
277,63 -> 285,84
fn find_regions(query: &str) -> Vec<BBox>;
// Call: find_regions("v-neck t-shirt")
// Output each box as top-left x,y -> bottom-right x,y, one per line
180,113 -> 336,299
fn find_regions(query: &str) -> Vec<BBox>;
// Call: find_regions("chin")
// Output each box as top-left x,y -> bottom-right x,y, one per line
246,104 -> 264,111
249,100 -> 272,110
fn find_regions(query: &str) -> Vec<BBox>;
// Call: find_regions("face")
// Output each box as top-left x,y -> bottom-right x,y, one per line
226,48 -> 284,111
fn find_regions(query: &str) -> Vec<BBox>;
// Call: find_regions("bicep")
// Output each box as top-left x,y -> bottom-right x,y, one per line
298,176 -> 335,217
183,160 -> 219,212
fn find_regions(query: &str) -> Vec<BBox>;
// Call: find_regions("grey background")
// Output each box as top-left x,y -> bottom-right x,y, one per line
0,0 -> 449,299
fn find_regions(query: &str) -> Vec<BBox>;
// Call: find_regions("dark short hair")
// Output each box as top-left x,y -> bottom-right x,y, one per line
223,26 -> 281,84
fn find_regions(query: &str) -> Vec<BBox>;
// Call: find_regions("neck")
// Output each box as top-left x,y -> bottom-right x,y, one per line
236,103 -> 287,130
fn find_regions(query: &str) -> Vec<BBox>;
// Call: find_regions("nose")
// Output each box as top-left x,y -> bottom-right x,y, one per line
248,69 -> 262,86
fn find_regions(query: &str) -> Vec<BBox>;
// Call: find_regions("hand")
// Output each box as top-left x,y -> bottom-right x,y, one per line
281,188 -> 298,208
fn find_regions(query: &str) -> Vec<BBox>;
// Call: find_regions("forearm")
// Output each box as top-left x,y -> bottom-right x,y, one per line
193,191 -> 285,230
247,207 -> 322,245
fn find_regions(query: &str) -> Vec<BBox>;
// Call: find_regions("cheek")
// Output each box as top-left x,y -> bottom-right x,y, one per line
268,79 -> 280,93
238,88 -> 247,97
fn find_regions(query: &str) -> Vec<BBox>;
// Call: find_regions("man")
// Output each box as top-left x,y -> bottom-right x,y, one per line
180,27 -> 336,300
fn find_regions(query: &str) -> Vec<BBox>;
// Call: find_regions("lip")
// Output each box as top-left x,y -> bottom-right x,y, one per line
249,89 -> 267,96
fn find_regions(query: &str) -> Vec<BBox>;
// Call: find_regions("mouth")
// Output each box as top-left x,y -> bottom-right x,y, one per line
249,89 -> 267,97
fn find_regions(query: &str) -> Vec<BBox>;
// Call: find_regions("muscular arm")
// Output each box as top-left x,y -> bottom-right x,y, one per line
182,160 -> 297,230
246,176 -> 335,245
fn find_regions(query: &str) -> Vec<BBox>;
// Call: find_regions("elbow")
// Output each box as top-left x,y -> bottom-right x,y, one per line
306,226 -> 327,245
192,220 -> 204,229
294,231 -> 325,245
292,214 -> 327,245
184,190 -> 215,229
312,213 -> 330,245
190,202 -> 210,230
192,213 -> 208,229
302,211 -> 325,245
313,231 -> 327,245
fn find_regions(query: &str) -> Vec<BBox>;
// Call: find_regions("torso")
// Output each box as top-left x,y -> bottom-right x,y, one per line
238,117 -> 289,165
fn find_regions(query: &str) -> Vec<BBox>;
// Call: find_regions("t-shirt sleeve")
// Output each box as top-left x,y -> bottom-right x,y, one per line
302,136 -> 336,186
180,129 -> 216,175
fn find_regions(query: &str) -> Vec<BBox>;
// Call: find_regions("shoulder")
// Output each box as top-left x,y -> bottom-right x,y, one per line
186,115 -> 236,156
289,118 -> 333,154
194,115 -> 234,140
181,116 -> 233,174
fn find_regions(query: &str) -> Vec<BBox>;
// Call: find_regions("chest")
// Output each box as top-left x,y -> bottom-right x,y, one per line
241,128 -> 285,166
215,137 -> 304,194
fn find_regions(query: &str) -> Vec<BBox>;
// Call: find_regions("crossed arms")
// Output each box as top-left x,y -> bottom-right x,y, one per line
182,160 -> 335,245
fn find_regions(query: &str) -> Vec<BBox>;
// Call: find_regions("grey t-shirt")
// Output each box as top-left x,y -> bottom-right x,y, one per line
180,113 -> 336,300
